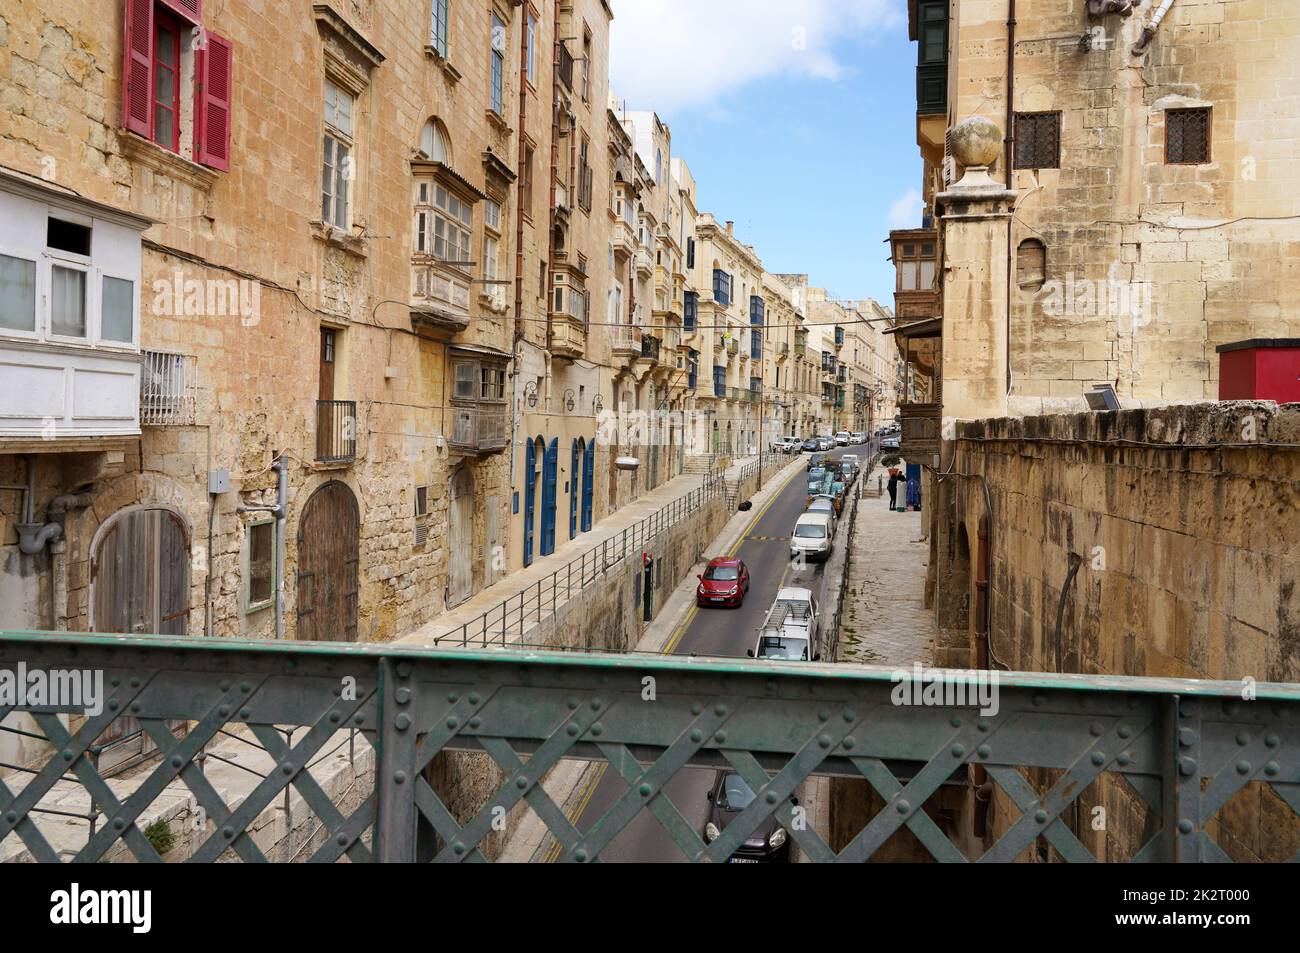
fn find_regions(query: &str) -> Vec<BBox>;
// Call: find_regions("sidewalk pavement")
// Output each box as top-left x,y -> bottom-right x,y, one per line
837,460 -> 934,667
398,454 -> 775,648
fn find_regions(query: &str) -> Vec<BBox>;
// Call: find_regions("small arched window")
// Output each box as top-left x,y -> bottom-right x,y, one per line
1017,238 -> 1047,292
419,119 -> 451,163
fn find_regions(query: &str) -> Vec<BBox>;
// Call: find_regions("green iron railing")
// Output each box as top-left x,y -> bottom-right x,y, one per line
0,631 -> 1296,863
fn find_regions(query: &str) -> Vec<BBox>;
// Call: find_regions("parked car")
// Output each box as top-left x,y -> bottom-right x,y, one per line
842,453 -> 860,470
834,431 -> 851,446
697,556 -> 750,608
704,770 -> 794,862
839,461 -> 858,485
771,435 -> 799,454
790,512 -> 834,562
806,452 -> 826,471
851,432 -> 867,445
800,437 -> 820,453
806,494 -> 839,524
817,436 -> 836,451
882,434 -> 901,450
748,587 -> 821,661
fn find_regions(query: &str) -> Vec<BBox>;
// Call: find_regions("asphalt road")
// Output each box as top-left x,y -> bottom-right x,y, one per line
554,447 -> 856,863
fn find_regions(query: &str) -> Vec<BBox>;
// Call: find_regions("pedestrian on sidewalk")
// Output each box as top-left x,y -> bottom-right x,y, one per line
887,467 -> 902,511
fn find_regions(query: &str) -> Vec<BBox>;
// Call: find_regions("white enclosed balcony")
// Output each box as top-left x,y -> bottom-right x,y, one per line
0,170 -> 152,451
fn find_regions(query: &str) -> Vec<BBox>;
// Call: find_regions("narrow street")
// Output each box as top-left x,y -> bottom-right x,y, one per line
556,449 -> 852,862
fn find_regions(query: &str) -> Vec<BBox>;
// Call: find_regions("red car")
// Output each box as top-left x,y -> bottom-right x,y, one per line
697,557 -> 750,608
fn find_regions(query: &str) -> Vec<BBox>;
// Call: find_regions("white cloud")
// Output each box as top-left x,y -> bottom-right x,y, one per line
888,188 -> 924,229
609,0 -> 902,116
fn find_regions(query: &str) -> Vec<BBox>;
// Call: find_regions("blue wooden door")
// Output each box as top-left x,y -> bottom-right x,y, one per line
524,438 -> 536,567
541,437 -> 558,556
569,439 -> 580,540
581,439 -> 595,532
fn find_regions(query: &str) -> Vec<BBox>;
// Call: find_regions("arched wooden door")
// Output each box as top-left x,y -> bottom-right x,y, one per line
92,507 -> 191,636
448,467 -> 475,607
540,437 -> 559,557
297,481 -> 360,642
91,507 -> 190,769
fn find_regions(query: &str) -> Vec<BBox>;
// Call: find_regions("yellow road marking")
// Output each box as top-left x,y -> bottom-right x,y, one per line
544,460 -> 803,861
661,461 -> 803,656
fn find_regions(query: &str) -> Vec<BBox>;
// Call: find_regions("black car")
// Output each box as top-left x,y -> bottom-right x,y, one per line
800,437 -> 819,452
806,452 -> 826,470
704,771 -> 794,862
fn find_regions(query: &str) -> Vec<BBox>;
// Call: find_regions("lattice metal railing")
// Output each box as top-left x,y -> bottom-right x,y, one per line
0,632 -> 1296,863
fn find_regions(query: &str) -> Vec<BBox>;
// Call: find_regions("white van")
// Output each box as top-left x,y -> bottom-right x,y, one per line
790,512 -> 834,562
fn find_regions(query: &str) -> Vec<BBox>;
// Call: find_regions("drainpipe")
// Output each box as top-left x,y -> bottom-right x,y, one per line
1003,0 -> 1017,397
510,8 -> 531,525
16,478 -> 95,630
545,0 -> 562,348
238,454 -> 288,639
1132,0 -> 1176,54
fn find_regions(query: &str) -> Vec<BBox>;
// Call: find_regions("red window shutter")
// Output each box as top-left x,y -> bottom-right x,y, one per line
158,0 -> 203,25
195,29 -> 232,171
122,0 -> 154,136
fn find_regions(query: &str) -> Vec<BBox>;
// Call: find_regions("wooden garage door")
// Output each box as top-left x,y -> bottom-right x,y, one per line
296,481 -> 360,642
447,467 -> 474,608
93,508 -> 190,636
91,507 -> 190,771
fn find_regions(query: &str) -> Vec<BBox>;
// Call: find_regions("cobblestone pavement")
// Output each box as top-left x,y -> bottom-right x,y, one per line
837,463 -> 934,667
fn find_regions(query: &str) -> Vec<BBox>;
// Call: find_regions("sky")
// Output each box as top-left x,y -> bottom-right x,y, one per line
609,0 -> 922,305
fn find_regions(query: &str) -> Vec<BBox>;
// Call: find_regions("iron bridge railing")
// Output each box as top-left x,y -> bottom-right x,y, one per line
0,633 -> 1295,863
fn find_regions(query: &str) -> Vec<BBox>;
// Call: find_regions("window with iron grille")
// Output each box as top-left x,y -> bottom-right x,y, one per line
140,350 -> 198,425
1013,112 -> 1060,170
1166,108 -> 1210,164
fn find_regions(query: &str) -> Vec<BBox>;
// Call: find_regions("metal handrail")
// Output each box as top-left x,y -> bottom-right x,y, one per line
436,468 -> 729,648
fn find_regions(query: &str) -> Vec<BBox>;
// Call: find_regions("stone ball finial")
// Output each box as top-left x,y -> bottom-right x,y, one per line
949,116 -> 1003,168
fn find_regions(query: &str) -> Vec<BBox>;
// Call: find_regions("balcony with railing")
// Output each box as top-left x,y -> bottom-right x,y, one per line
140,351 -> 198,427
610,323 -> 640,357
639,333 -> 662,365
449,403 -> 509,455
725,337 -> 739,357
316,399 -> 358,464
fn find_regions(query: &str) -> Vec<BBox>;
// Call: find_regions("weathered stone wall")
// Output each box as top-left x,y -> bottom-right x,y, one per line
949,0 -> 1300,412
927,401 -> 1300,860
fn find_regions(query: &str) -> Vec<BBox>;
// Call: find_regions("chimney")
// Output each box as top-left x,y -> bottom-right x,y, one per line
725,220 -> 734,235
